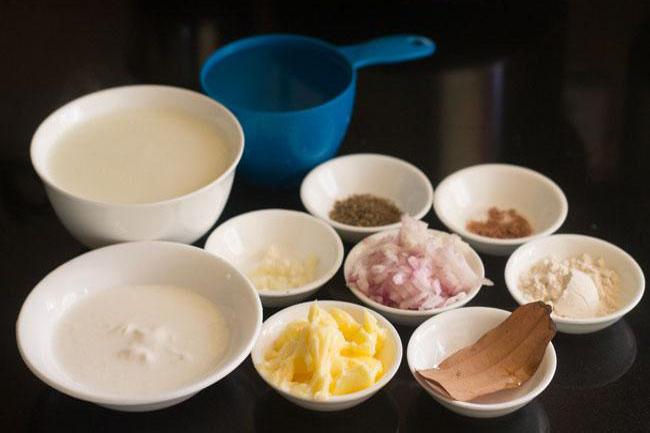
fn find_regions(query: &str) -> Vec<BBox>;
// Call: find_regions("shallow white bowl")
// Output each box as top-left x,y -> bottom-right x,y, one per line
300,153 -> 434,243
407,307 -> 556,418
16,241 -> 262,412
433,164 -> 568,256
251,300 -> 402,411
343,229 -> 487,326
505,234 -> 645,334
204,209 -> 344,308
31,85 -> 244,248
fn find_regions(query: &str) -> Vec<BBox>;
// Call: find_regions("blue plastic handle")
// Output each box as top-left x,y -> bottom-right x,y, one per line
338,34 -> 436,69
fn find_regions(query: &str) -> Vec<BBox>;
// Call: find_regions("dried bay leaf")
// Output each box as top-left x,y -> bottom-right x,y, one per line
417,302 -> 555,402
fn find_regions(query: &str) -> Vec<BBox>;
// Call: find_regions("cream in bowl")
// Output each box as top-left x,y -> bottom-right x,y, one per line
251,301 -> 402,411
31,85 -> 244,248
300,153 -> 434,243
505,234 -> 645,334
344,215 -> 491,326
204,209 -> 343,308
16,241 -> 262,412
433,164 -> 568,256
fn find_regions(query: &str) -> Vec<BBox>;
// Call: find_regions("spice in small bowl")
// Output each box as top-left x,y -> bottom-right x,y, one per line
466,207 -> 533,239
329,194 -> 402,227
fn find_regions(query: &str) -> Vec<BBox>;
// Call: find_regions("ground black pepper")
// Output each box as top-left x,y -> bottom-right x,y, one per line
329,194 -> 402,227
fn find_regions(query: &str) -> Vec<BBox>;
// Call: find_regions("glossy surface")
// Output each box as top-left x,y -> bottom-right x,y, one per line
2,0 -> 650,431
252,301 -> 402,411
433,164 -> 568,256
343,228 -> 486,326
407,307 -> 556,418
300,153 -> 434,243
204,209 -> 344,307
505,234 -> 645,334
16,242 -> 262,411
201,34 -> 434,186
31,86 -> 244,248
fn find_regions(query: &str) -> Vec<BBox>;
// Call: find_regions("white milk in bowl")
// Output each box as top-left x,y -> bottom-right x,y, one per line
47,107 -> 230,204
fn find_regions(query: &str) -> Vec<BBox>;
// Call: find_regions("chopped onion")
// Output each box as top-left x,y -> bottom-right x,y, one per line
346,215 -> 491,311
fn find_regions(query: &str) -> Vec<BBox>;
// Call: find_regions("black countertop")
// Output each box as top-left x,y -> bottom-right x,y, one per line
2,1 -> 649,432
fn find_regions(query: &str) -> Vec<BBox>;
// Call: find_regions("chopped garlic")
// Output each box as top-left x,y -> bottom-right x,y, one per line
249,245 -> 318,291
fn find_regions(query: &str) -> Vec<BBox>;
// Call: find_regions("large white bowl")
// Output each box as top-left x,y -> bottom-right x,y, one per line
343,229 -> 487,326
505,234 -> 645,334
300,153 -> 434,243
204,209 -> 344,307
251,300 -> 402,411
31,85 -> 244,248
407,307 -> 557,418
16,241 -> 262,412
433,164 -> 568,256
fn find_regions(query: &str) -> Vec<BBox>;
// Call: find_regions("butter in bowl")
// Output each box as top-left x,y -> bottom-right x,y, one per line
251,301 -> 402,411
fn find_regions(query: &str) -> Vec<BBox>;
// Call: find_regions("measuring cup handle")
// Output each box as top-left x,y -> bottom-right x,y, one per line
338,35 -> 436,69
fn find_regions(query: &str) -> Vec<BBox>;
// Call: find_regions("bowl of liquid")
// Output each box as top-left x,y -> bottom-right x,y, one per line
31,85 -> 244,248
16,241 -> 262,412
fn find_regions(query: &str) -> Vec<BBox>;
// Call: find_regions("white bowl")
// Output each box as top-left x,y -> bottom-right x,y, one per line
300,153 -> 434,243
433,164 -> 568,256
31,85 -> 244,248
251,300 -> 402,411
407,307 -> 556,418
343,229 -> 487,326
204,209 -> 344,308
16,241 -> 262,412
505,234 -> 645,334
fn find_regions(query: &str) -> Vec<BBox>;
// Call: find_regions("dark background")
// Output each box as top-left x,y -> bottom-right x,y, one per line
1,1 -> 649,432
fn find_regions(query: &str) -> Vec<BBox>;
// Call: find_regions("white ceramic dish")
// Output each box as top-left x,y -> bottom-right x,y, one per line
204,209 -> 344,308
16,241 -> 262,412
251,300 -> 402,411
31,85 -> 244,248
343,228 -> 487,326
505,234 -> 645,334
300,153 -> 434,243
407,307 -> 556,418
433,164 -> 568,256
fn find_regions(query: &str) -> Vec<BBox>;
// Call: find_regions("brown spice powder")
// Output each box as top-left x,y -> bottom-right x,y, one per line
329,194 -> 402,227
466,207 -> 533,239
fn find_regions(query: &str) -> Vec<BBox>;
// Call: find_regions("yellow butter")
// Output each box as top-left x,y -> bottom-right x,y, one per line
260,303 -> 387,400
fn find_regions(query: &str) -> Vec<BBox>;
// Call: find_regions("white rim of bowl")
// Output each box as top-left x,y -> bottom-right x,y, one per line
30,85 -> 245,208
407,306 -> 557,410
300,153 -> 434,234
505,234 -> 646,326
433,163 -> 568,246
343,229 -> 486,318
15,241 -> 263,407
251,300 -> 403,405
204,209 -> 344,298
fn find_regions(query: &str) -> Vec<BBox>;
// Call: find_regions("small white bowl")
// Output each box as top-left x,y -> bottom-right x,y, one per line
204,209 -> 344,308
407,307 -> 557,418
300,153 -> 434,243
31,85 -> 244,248
433,164 -> 568,256
343,229 -> 487,326
251,300 -> 402,411
16,241 -> 262,412
505,234 -> 645,334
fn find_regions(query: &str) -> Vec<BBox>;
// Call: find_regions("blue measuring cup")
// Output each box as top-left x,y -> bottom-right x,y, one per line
201,34 -> 435,187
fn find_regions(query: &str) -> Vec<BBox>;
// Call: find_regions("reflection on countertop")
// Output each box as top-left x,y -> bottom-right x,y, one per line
28,369 -> 258,433
402,388 -> 550,433
552,319 -> 637,390
253,388 -> 399,433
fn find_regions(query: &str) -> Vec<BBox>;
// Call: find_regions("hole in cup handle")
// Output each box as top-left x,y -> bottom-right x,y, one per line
409,37 -> 429,47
